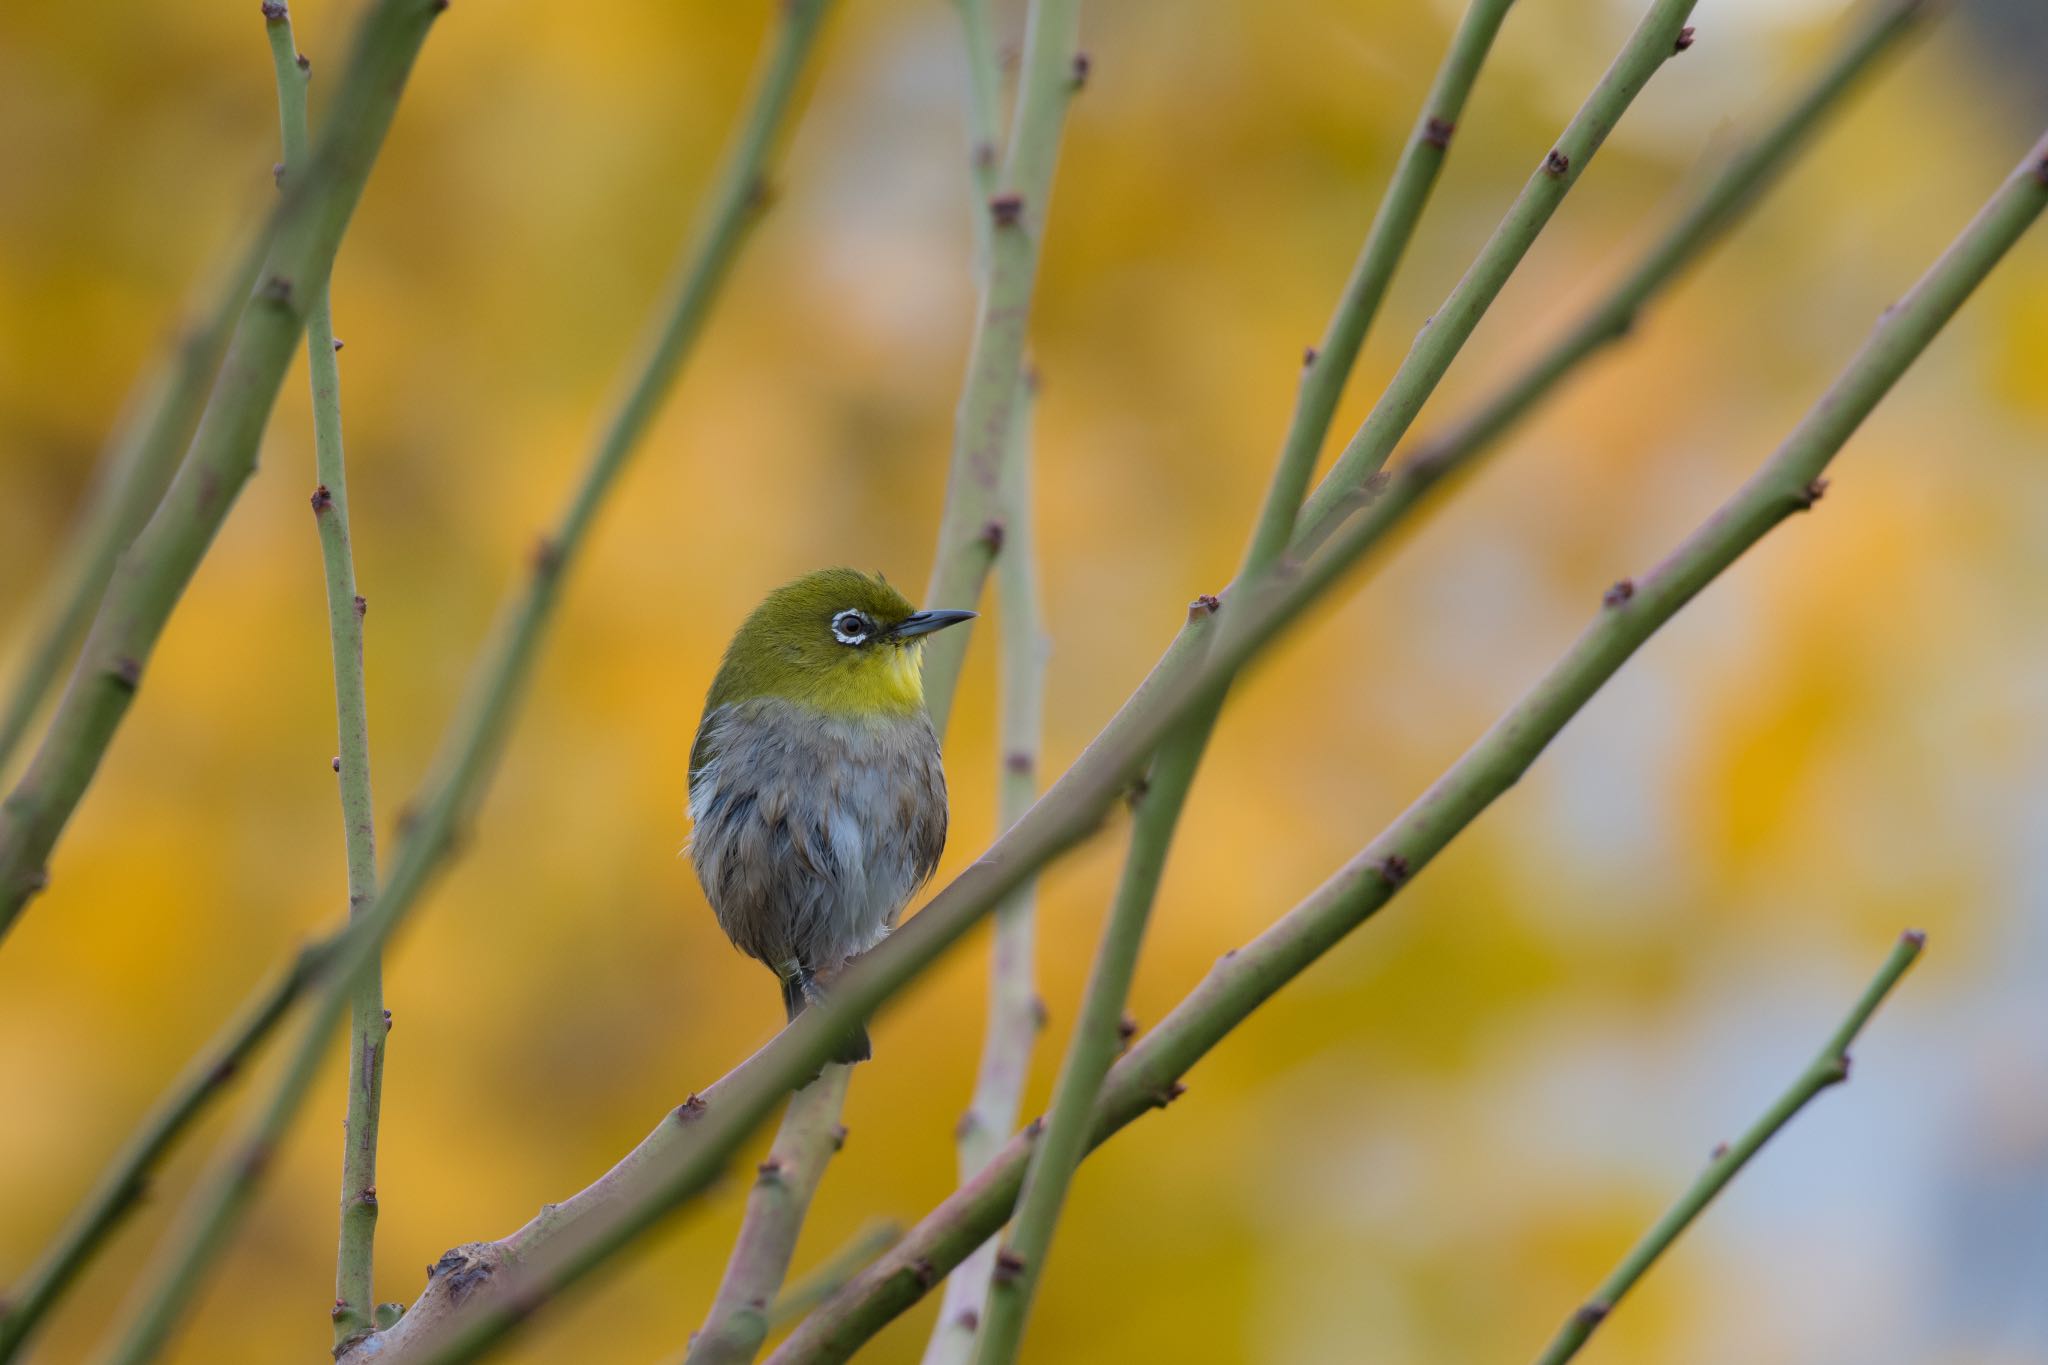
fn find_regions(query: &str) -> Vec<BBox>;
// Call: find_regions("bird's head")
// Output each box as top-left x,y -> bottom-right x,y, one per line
704,567 -> 975,717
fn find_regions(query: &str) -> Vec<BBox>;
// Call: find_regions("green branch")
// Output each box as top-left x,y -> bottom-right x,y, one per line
761,127 -> 2048,1362
919,0 -> 1084,734
0,941 -> 327,1361
926,378 -> 1046,1365
260,5 -> 391,1348
0,0 -> 446,939
88,5 -> 839,1361
0,224 -> 268,780
686,1066 -> 854,1365
1533,930 -> 1926,1365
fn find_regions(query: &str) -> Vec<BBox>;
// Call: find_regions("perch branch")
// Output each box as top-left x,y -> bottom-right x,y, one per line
918,0 -> 1084,734
686,1067 -> 854,1365
1532,929 -> 1927,1365
763,126 -> 2048,1362
262,6 -> 391,1347
0,0 -> 446,938
0,941 -> 327,1362
92,3 -> 836,1360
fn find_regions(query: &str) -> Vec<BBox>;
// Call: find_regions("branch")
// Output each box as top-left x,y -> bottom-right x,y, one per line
1533,929 -> 1927,1364
0,0 -> 443,938
90,4 -> 837,1360
925,376 -> 1046,1365
261,3 -> 390,1348
764,127 -> 2048,1362
0,941 -> 326,1361
918,0 -> 1085,734
764,1222 -> 901,1334
686,1067 -> 854,1365
0,221 -> 268,779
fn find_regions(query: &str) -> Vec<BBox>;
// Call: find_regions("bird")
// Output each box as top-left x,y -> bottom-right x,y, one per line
686,567 -> 973,1065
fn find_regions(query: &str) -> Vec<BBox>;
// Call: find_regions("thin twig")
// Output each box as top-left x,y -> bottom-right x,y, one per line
0,0 -> 446,938
0,941 -> 327,1361
0,222 -> 268,780
260,6 -> 391,1347
918,0 -> 1084,734
686,1067 -> 854,1365
925,376 -> 1046,1365
1533,930 -> 1927,1365
92,5 -> 839,1361
764,1222 -> 901,1334
762,126 -> 2048,1363
969,1 -> 1640,1354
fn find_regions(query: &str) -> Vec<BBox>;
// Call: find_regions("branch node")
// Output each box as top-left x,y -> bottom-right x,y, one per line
108,655 -> 143,692
1004,750 -> 1035,776
259,274 -> 295,307
992,1249 -> 1027,1283
1900,927 -> 1927,948
1602,578 -> 1636,608
1674,25 -> 1696,52
354,594 -> 368,617
530,536 -> 562,576
910,1257 -> 938,1289
1188,593 -> 1221,622
333,336 -> 346,352
989,193 -> 1025,227
830,1122 -> 850,1152
674,1093 -> 708,1123
980,518 -> 1007,553
1709,1141 -> 1730,1161
1030,995 -> 1050,1031
1794,476 -> 1829,510
1376,853 -> 1410,888
1069,52 -> 1091,90
1544,148 -> 1571,177
756,1158 -> 785,1184
311,485 -> 333,514
1303,345 -> 1318,367
331,756 -> 342,773
1116,1012 -> 1139,1050
296,52 -> 311,73
1575,1300 -> 1612,1328
261,1 -> 288,21
1422,116 -> 1455,149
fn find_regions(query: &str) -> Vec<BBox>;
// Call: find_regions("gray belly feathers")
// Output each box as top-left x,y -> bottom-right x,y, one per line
687,697 -> 946,978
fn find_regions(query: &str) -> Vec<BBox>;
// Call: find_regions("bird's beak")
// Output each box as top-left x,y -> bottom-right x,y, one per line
886,608 -> 977,640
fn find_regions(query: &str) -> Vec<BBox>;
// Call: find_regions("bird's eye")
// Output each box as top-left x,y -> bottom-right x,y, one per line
831,610 -> 871,645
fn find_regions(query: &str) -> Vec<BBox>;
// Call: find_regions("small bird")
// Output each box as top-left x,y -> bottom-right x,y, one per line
687,568 -> 973,1064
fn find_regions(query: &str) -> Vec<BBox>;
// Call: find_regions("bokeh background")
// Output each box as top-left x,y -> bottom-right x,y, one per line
3,1 -> 2046,1361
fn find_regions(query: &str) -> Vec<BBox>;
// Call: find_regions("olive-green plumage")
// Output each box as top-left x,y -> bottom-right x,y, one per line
686,568 -> 972,1064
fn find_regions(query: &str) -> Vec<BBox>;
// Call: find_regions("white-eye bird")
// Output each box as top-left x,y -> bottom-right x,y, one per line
686,568 -> 973,1063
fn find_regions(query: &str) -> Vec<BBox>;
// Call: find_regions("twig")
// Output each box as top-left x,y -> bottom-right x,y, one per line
918,0 -> 1084,734
764,1222 -> 901,1334
1533,930 -> 1927,1365
0,941 -> 327,1361
686,1067 -> 855,1365
925,376 -> 1046,1365
762,126 -> 2048,1363
92,5 -> 839,1361
0,223 -> 268,780
0,0 -> 446,938
260,7 -> 391,1348
1378,0 -> 1938,539
969,2 -> 1637,1355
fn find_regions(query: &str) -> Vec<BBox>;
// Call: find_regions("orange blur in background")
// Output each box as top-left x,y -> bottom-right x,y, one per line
2,2 -> 2046,1362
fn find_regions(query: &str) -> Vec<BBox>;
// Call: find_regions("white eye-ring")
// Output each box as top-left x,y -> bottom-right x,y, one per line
831,609 -> 873,645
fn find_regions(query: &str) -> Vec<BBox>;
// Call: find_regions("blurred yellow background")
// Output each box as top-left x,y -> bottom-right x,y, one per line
3,1 -> 2047,1361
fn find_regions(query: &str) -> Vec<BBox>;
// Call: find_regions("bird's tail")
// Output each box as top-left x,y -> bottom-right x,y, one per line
782,972 -> 872,1065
